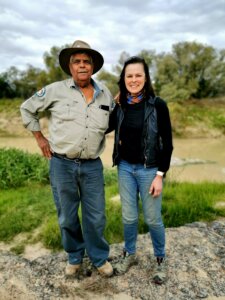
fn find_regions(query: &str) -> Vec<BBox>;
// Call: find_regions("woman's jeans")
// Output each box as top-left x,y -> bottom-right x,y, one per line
118,160 -> 165,258
49,155 -> 109,267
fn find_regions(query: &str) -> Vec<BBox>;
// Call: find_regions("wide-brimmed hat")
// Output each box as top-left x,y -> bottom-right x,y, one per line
59,40 -> 104,76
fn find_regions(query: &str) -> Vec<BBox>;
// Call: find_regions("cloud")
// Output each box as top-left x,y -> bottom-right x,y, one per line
0,0 -> 224,73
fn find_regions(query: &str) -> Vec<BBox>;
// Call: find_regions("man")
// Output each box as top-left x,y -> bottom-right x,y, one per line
20,40 -> 114,277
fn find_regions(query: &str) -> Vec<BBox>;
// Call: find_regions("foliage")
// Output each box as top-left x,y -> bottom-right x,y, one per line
112,50 -> 130,75
168,98 -> 225,136
43,45 -> 69,83
1,65 -> 49,99
97,69 -> 119,96
0,73 -> 16,98
0,148 -> 49,189
159,82 -> 191,103
0,45 -> 69,100
0,41 -> 225,102
154,42 -> 225,102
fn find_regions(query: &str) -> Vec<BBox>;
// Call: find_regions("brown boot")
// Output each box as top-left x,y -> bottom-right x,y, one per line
65,263 -> 81,276
97,261 -> 113,277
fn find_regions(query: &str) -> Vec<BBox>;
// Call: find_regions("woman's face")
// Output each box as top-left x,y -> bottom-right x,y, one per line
124,63 -> 146,95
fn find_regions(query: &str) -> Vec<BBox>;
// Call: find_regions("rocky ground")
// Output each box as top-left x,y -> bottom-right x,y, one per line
0,220 -> 225,300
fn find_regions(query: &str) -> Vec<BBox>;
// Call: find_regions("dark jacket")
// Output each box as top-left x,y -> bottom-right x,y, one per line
107,96 -> 173,173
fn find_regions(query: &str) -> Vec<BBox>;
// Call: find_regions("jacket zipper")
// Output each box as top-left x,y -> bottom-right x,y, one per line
113,108 -> 124,166
143,119 -> 149,168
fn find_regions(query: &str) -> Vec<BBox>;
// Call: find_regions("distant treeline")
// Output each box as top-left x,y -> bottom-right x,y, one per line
0,41 -> 225,102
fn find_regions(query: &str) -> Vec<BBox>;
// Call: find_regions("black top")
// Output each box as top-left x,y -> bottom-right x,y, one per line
119,100 -> 145,164
107,96 -> 173,172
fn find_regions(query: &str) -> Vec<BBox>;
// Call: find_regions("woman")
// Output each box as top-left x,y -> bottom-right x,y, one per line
108,56 -> 173,284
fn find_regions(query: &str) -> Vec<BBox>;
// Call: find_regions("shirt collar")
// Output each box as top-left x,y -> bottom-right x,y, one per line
68,77 -> 100,90
68,77 -> 103,99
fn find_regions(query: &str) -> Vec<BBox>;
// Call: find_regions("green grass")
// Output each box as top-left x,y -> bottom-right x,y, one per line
0,148 -> 225,253
0,184 -> 56,242
162,181 -> 225,227
1,178 -> 224,253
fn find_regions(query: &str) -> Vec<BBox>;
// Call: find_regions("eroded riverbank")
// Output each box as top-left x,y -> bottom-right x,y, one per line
0,135 -> 225,182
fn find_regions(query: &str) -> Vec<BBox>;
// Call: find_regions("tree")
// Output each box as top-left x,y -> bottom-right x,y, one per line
17,65 -> 49,98
43,45 -> 69,83
205,49 -> 225,97
1,41 -> 225,101
97,51 -> 130,95
96,69 -> 119,96
0,73 -> 16,98
5,65 -> 48,99
112,51 -> 130,75
173,42 -> 216,98
137,49 -> 156,79
154,41 -> 225,102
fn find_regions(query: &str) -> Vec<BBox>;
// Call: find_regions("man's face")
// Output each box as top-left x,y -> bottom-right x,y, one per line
69,53 -> 94,83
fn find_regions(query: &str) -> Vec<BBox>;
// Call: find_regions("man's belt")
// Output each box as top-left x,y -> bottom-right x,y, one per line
53,152 -> 96,163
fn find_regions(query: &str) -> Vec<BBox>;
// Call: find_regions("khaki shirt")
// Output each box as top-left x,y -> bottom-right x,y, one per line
20,78 -> 114,159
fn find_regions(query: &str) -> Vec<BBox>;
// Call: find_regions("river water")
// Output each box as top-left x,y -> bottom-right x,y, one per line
0,136 -> 225,182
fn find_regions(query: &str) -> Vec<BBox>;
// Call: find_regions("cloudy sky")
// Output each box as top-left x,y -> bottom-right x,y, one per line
0,0 -> 225,74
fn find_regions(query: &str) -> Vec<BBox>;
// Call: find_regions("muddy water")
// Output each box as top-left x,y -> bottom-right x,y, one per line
1,136 -> 225,182
170,138 -> 225,182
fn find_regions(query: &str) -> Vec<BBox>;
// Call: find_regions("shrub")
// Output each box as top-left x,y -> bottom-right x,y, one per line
103,167 -> 117,186
0,148 -> 49,189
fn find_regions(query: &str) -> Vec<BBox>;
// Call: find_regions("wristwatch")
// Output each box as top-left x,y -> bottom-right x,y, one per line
156,171 -> 164,177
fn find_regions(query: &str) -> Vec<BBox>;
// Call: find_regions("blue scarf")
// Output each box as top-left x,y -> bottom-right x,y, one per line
127,91 -> 144,104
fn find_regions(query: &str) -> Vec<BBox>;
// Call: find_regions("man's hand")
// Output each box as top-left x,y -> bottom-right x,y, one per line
32,131 -> 52,159
149,175 -> 163,198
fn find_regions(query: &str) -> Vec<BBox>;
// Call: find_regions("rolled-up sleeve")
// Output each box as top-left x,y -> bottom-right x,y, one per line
20,99 -> 41,131
20,87 -> 50,131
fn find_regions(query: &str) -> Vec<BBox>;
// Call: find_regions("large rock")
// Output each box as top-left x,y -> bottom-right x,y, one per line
0,220 -> 225,300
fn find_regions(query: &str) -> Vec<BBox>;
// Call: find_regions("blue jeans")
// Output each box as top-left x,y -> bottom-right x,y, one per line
118,159 -> 165,258
49,156 -> 109,267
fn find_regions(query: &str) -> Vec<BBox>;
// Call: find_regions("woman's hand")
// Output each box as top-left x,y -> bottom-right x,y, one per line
114,92 -> 120,104
149,175 -> 163,198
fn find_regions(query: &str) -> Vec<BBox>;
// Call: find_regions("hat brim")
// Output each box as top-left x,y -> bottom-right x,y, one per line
59,48 -> 104,76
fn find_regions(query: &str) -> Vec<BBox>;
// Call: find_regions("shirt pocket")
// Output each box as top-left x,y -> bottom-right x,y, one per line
52,100 -> 81,121
89,105 -> 110,130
